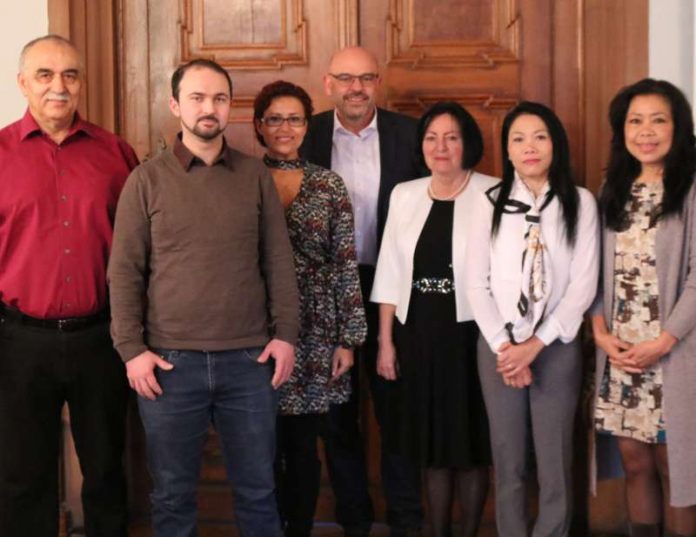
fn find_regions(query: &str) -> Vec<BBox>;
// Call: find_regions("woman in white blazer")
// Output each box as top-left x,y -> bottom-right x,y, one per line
371,101 -> 498,537
465,101 -> 599,537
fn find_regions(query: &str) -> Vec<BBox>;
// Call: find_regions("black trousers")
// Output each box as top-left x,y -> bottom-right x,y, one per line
275,413 -> 324,537
321,265 -> 423,533
0,315 -> 128,537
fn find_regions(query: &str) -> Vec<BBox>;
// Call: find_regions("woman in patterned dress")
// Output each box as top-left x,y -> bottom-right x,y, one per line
253,80 -> 367,537
593,79 -> 696,537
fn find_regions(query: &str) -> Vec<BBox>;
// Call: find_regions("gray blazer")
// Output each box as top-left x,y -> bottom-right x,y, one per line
592,183 -> 696,507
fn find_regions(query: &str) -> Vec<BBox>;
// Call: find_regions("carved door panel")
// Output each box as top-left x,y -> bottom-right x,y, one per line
119,0 -> 580,527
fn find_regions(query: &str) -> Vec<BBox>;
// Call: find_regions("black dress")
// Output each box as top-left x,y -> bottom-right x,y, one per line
387,200 -> 491,469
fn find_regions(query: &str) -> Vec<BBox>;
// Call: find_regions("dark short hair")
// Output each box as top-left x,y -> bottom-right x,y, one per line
416,101 -> 484,170
252,80 -> 314,147
171,59 -> 233,101
601,78 -> 696,229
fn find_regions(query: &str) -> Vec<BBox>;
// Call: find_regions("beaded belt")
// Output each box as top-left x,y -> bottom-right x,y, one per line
412,277 -> 455,294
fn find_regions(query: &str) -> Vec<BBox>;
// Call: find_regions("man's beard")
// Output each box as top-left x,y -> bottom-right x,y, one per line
182,116 -> 224,141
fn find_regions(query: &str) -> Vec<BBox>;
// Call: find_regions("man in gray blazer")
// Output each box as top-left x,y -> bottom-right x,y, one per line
301,46 -> 424,537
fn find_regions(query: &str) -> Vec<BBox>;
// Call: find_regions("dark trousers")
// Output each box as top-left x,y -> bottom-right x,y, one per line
322,265 -> 423,533
276,413 -> 324,537
0,315 -> 128,537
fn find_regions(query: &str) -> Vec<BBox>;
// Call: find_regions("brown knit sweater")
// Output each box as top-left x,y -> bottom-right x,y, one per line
108,138 -> 299,361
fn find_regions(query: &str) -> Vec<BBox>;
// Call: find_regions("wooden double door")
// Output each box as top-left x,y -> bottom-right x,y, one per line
49,0 -> 647,531
118,0 -> 584,525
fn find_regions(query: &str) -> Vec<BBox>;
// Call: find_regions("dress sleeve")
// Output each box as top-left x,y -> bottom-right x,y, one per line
327,170 -> 368,348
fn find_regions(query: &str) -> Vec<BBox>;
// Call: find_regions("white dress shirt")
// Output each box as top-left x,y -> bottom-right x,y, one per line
465,177 -> 600,353
370,172 -> 500,322
331,110 -> 381,265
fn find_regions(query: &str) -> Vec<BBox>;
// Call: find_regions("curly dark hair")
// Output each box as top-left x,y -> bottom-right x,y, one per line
253,80 -> 314,147
416,101 -> 484,171
492,101 -> 579,245
599,78 -> 696,230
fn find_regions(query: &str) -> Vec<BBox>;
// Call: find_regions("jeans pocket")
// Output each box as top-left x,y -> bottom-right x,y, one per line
242,346 -> 265,363
153,348 -> 181,367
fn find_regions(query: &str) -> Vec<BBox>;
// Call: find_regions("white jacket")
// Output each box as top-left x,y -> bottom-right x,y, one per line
370,172 -> 499,323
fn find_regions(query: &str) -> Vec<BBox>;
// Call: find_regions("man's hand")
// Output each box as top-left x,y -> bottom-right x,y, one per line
126,350 -> 174,400
258,339 -> 295,388
331,347 -> 354,380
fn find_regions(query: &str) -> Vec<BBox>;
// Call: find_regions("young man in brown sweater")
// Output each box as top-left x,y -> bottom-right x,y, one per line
108,59 -> 299,537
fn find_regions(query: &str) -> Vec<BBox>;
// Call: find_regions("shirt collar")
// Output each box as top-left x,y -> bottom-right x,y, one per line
172,134 -> 235,172
512,171 -> 551,203
19,109 -> 94,142
333,108 -> 378,138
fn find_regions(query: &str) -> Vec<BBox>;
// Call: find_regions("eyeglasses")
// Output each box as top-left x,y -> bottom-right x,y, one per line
259,115 -> 307,128
328,73 -> 379,86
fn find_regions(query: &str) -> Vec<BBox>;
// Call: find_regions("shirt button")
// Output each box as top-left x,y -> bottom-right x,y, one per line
64,248 -> 71,254
60,195 -> 68,202
65,303 -> 72,309
58,170 -> 65,176
63,220 -> 70,227
65,276 -> 72,283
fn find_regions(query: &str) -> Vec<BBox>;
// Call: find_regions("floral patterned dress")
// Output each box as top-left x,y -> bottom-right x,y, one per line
595,180 -> 665,443
264,155 -> 367,415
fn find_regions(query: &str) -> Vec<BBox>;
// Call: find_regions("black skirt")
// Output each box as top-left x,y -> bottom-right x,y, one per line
385,200 -> 491,469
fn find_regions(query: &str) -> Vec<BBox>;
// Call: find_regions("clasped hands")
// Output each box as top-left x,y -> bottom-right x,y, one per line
496,336 -> 545,388
594,329 -> 676,374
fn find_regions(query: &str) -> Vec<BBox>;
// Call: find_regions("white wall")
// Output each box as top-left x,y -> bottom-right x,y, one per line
649,0 -> 695,105
0,2 -> 48,126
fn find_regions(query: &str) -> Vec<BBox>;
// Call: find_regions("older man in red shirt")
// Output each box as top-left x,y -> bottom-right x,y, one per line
0,35 -> 138,537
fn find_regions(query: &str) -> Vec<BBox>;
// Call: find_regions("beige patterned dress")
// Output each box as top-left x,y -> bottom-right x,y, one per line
595,181 -> 666,443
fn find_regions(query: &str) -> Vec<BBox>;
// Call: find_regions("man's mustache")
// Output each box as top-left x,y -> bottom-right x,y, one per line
197,115 -> 219,124
344,92 -> 368,101
46,92 -> 70,102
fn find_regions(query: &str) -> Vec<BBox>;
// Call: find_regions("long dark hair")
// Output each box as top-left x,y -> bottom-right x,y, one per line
600,78 -> 696,230
492,101 -> 579,245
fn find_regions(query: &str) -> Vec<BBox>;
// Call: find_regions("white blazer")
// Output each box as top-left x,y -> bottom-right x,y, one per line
370,172 -> 500,323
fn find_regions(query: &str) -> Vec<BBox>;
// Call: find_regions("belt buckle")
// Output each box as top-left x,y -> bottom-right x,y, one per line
57,319 -> 71,331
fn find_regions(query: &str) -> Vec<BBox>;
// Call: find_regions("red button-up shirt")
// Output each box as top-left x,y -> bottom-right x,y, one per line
0,110 -> 138,319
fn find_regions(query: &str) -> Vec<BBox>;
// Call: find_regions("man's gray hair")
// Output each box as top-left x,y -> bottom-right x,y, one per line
19,34 -> 82,72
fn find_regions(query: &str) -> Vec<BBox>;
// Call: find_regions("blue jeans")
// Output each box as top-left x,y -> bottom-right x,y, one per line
138,347 -> 281,537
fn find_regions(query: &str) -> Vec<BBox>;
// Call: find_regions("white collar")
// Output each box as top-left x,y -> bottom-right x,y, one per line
512,172 -> 551,204
333,108 -> 378,138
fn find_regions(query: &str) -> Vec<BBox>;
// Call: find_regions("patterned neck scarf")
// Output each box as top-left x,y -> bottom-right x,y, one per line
263,154 -> 305,170
488,174 -> 554,343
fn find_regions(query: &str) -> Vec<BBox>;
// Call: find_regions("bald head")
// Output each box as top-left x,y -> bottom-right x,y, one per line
327,46 -> 379,76
324,46 -> 381,133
